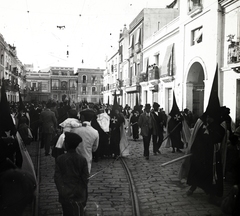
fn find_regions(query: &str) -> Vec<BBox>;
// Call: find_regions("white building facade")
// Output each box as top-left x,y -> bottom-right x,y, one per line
102,0 -> 240,125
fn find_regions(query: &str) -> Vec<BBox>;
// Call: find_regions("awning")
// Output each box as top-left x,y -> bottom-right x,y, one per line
161,44 -> 174,77
144,57 -> 149,73
129,35 -> 134,48
135,28 -> 141,45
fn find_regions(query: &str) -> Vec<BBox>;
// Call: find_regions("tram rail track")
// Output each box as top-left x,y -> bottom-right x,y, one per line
33,139 -> 41,216
119,157 -> 141,216
27,136 -> 141,216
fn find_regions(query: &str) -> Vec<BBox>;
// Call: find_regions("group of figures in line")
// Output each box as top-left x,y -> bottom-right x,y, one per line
1,77 -> 240,215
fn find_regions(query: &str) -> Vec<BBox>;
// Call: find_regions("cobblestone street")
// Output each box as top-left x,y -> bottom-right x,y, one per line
25,136 -> 233,216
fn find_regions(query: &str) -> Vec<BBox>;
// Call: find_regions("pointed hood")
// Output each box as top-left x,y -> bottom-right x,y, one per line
110,91 -> 121,118
18,89 -> 25,112
134,93 -> 141,112
169,91 -> 182,122
136,93 -> 139,106
112,91 -> 119,111
0,79 -> 16,135
204,64 -> 221,120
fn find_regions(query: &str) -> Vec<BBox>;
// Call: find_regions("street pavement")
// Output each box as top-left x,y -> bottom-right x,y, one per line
26,136 -> 232,216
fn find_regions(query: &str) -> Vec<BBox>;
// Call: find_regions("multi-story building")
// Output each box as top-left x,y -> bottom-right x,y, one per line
219,0 -> 240,126
0,34 -> 6,83
0,34 -> 26,102
76,68 -> 104,103
103,51 -> 120,105
103,7 -> 179,108
26,68 -> 51,102
103,0 -> 240,126
50,67 -> 78,102
125,8 -> 179,108
26,66 -> 79,103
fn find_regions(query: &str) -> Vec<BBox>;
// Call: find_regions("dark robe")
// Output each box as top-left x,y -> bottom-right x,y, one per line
91,115 -> 110,159
168,118 -> 184,150
187,120 -> 225,197
130,114 -> 139,140
109,112 -> 125,157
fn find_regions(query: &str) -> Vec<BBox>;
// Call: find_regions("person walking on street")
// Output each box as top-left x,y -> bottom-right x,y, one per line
39,102 -> 57,156
71,109 -> 99,174
151,102 -> 164,155
109,93 -> 125,158
138,104 -> 153,160
54,132 -> 89,216
130,108 -> 139,141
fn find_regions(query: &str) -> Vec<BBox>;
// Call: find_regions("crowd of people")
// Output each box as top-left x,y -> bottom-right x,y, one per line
1,89 -> 240,215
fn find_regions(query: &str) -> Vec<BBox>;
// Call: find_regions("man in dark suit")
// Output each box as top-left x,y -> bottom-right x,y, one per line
151,102 -> 164,155
39,102 -> 57,156
138,104 -> 153,160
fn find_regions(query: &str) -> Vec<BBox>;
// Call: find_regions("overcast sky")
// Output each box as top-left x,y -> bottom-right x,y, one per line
0,0 -> 172,71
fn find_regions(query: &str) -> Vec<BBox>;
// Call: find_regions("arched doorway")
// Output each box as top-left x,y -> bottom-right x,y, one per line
186,62 -> 205,122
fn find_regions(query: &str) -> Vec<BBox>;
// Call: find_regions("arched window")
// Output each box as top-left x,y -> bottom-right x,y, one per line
92,86 -> 96,92
83,75 -> 87,83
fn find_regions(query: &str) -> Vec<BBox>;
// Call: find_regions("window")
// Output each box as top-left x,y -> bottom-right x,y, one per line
31,82 -> 37,91
1,54 -> 3,65
154,53 -> 160,66
83,75 -> 87,83
92,86 -> 97,94
188,0 -> 201,12
92,75 -> 97,84
61,81 -> 67,90
70,80 -> 76,89
41,83 -> 48,91
191,26 -> 203,45
135,29 -> 141,45
129,35 -> 134,49
82,86 -> 86,94
52,80 -> 59,89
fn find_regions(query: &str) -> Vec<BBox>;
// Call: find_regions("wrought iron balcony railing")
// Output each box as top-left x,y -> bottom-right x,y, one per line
148,66 -> 159,81
228,41 -> 240,64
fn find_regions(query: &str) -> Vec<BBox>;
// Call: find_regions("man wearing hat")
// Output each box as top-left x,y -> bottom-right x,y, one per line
71,109 -> 99,173
151,102 -> 164,155
39,102 -> 57,156
54,132 -> 89,216
138,104 -> 153,160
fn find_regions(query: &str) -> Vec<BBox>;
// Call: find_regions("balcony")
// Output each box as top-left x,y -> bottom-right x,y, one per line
129,49 -> 134,58
148,66 -> 159,81
51,86 -> 77,91
228,41 -> 240,64
109,83 -> 117,90
125,78 -> 132,87
135,43 -> 142,53
188,1 -> 203,18
139,73 -> 148,82
132,76 -> 140,85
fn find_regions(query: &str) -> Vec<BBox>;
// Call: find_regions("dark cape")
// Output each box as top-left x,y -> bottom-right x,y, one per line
91,115 -> 110,158
109,112 -> 125,157
186,117 -> 225,197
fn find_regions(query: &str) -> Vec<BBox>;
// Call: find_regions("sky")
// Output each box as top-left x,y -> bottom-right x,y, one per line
0,0 -> 172,71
